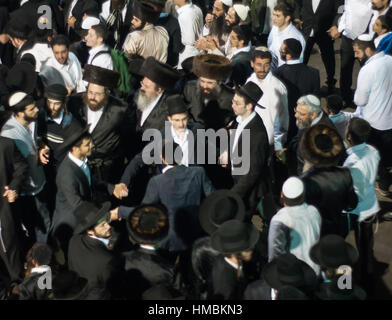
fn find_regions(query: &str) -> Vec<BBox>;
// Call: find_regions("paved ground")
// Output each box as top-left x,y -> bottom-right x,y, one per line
308,39 -> 392,300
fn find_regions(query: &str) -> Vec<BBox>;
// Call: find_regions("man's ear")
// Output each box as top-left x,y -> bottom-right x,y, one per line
285,16 -> 291,25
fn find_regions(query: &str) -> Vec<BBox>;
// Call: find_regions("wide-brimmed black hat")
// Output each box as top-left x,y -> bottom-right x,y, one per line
300,124 -> 345,167
58,121 -> 90,154
133,0 -> 160,23
127,54 -> 145,77
277,285 -> 310,300
310,234 -> 359,268
262,253 -> 318,291
83,64 -> 120,89
192,54 -> 232,81
211,220 -> 259,254
315,276 -> 367,300
140,57 -> 181,90
166,94 -> 188,116
73,201 -> 112,235
181,56 -> 195,75
5,15 -> 31,40
45,83 -> 68,101
236,81 -> 265,109
52,271 -> 89,300
6,62 -> 37,95
199,189 -> 246,235
126,204 -> 169,245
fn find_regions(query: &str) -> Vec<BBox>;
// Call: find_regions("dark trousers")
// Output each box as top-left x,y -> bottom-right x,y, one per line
304,32 -> 336,86
368,127 -> 392,190
340,36 -> 355,103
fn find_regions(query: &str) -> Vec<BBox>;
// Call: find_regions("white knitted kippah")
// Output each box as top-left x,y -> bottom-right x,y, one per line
81,16 -> 100,30
233,4 -> 249,21
282,177 -> 304,199
221,0 -> 233,7
8,91 -> 28,107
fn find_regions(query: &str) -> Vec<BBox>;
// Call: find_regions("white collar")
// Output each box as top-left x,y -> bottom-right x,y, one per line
374,31 -> 392,47
89,44 -> 108,56
232,45 -> 251,57
31,265 -> 51,274
177,3 -> 192,14
277,22 -> 292,33
310,112 -> 323,127
162,165 -> 175,174
171,125 -> 189,142
140,244 -> 156,251
48,110 -> 64,124
365,51 -> 385,66
286,59 -> 301,65
68,152 -> 87,167
236,111 -> 256,126
224,257 -> 241,270
89,235 -> 110,247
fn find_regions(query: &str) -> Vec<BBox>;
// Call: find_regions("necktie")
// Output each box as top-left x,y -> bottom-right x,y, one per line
81,161 -> 91,185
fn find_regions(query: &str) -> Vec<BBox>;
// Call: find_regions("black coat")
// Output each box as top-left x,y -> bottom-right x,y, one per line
68,234 -> 124,300
294,0 -> 343,38
52,156 -> 114,235
0,137 -> 28,281
183,81 -> 235,130
18,272 -> 51,300
230,51 -> 254,87
230,113 -> 270,213
301,166 -> 358,237
122,247 -> 177,299
275,62 -> 320,141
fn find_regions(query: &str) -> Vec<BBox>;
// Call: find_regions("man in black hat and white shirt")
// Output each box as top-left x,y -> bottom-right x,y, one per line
68,201 -> 124,300
68,64 -> 133,182
1,92 -> 51,244
123,0 -> 169,63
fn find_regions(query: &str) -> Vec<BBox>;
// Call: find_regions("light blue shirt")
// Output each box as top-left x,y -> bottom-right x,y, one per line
343,143 -> 380,221
329,111 -> 354,139
354,52 -> 392,130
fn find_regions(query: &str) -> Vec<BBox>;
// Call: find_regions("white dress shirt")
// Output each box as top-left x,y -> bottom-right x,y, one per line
309,0 -> 321,37
246,72 -> 289,150
140,93 -> 163,127
267,23 -> 306,70
171,126 -> 190,167
232,112 -> 256,154
344,143 -> 380,222
176,3 -> 203,68
87,106 -> 104,133
45,51 -> 85,93
353,51 -> 392,130
338,0 -> 373,40
100,0 -> 128,21
22,43 -> 53,72
87,44 -> 114,70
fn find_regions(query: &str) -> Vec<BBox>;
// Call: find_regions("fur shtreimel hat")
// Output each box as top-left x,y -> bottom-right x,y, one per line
83,64 -> 120,89
140,57 -> 181,90
133,0 -> 160,24
300,124 -> 345,167
192,54 -> 232,81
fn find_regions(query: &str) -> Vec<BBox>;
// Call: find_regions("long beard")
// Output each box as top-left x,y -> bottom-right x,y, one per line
296,118 -> 312,130
198,81 -> 221,100
211,15 -> 226,40
83,93 -> 108,111
135,90 -> 158,112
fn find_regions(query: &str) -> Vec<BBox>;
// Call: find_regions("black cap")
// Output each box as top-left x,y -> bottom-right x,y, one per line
45,84 -> 68,101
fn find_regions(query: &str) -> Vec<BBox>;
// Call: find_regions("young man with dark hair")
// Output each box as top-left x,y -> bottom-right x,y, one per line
86,24 -> 113,70
352,34 -> 392,197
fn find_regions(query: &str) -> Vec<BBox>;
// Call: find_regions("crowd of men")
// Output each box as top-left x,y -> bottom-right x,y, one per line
0,0 -> 392,300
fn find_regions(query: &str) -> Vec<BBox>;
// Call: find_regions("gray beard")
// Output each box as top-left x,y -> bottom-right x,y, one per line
135,91 -> 158,112
296,118 -> 312,130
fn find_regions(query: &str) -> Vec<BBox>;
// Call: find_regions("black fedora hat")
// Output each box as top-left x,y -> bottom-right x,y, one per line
45,83 -> 68,101
6,62 -> 37,95
126,204 -> 169,245
277,285 -> 310,300
300,124 -> 345,167
236,81 -> 265,109
57,121 -> 90,154
83,64 -> 121,89
199,189 -> 246,235
310,234 -> 358,268
140,57 -> 181,90
166,94 -> 188,116
315,276 -> 367,300
52,271 -> 89,300
133,0 -> 160,24
127,54 -> 145,77
73,201 -> 112,235
262,253 -> 318,291
211,220 -> 259,254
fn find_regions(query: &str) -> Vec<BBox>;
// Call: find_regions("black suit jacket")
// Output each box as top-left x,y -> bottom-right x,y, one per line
18,272 -> 51,300
230,51 -> 254,87
64,0 -> 99,40
184,81 -> 235,131
230,113 -> 270,212
68,94 -> 133,162
52,156 -> 114,234
275,62 -> 320,140
294,0 -> 343,38
68,234 -> 124,300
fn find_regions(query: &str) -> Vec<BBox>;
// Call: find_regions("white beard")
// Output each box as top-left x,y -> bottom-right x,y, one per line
135,91 -> 158,112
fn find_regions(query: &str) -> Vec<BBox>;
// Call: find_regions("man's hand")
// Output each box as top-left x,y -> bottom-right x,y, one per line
194,38 -> 209,50
66,86 -> 73,96
3,186 -> 18,203
327,26 -> 341,40
109,207 -> 121,221
205,13 -> 214,29
218,150 -> 229,168
113,183 -> 129,199
68,16 -> 76,29
38,145 -> 50,165
275,148 -> 287,164
293,18 -> 303,30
